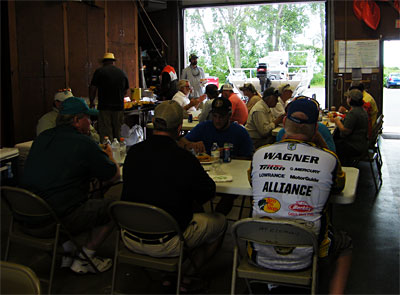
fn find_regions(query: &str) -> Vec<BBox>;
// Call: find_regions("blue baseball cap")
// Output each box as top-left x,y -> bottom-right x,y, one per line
287,98 -> 319,124
60,97 -> 99,116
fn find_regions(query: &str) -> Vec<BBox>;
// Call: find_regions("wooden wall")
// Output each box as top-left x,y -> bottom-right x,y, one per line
2,0 -> 139,146
332,0 -> 400,111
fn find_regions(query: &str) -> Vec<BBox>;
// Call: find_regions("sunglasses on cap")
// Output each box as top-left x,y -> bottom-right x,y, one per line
57,88 -> 72,92
293,95 -> 320,108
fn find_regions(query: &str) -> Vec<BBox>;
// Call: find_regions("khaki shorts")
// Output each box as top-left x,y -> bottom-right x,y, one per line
121,212 -> 227,257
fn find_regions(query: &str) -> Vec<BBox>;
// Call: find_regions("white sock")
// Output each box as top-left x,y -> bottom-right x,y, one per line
62,240 -> 76,253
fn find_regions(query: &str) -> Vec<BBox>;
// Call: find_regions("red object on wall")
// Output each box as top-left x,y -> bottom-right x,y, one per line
353,0 -> 366,20
394,0 -> 400,13
362,0 -> 381,30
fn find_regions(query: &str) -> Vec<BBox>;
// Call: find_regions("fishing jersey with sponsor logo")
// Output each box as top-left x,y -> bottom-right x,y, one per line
250,139 -> 345,270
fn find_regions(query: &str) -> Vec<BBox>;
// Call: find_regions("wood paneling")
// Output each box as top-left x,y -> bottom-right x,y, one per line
3,0 -> 138,143
107,1 -> 139,88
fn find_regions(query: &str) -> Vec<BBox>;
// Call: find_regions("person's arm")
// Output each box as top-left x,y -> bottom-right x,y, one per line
183,98 -> 198,111
89,85 -> 97,109
178,137 -> 206,154
198,100 -> 212,122
252,111 -> 282,137
334,116 -> 352,137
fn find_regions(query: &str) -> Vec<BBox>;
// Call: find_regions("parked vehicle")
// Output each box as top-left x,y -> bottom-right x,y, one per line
386,73 -> 400,88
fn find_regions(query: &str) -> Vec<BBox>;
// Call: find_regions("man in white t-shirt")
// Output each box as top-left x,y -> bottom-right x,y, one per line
250,98 -> 352,294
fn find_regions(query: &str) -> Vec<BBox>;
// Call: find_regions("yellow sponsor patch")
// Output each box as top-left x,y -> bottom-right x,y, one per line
263,197 -> 281,213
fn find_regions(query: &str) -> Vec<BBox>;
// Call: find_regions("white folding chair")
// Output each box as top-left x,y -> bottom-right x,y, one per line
231,218 -> 319,295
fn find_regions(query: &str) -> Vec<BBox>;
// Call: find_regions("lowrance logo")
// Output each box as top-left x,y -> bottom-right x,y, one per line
288,201 -> 314,213
259,164 -> 285,171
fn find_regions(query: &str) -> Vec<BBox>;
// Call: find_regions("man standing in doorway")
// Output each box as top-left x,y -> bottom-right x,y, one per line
89,52 -> 129,141
181,53 -> 205,99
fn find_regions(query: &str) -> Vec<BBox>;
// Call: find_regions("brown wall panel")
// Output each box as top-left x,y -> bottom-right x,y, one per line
15,77 -> 43,143
333,0 -> 399,115
67,2 -> 89,97
5,0 -> 139,144
87,6 -> 106,84
15,2 -> 43,77
335,1 -> 400,40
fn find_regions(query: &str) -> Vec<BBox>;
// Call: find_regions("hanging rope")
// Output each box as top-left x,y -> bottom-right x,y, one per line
137,0 -> 169,48
137,8 -> 163,58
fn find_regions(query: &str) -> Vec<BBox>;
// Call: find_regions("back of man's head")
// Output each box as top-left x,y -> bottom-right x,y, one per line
153,101 -> 183,135
285,98 -> 319,140
205,84 -> 219,99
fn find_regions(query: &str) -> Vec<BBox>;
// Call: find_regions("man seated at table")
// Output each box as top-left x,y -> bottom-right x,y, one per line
276,96 -> 336,152
250,99 -> 352,294
179,97 -> 253,159
36,88 -> 100,142
198,84 -> 220,122
245,87 -> 285,149
221,83 -> 248,125
21,96 -> 120,274
172,79 -> 206,114
121,100 -> 226,291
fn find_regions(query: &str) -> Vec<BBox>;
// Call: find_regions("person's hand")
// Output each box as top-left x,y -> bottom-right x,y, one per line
198,94 -> 207,102
334,116 -> 342,124
189,98 -> 198,107
102,143 -> 114,159
186,141 -> 206,154
274,114 -> 285,126
338,106 -> 348,114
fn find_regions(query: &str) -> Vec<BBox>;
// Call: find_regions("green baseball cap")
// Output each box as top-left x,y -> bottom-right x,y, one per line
60,97 -> 99,116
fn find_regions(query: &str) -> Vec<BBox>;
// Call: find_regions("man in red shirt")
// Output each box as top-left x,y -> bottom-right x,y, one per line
221,84 -> 248,125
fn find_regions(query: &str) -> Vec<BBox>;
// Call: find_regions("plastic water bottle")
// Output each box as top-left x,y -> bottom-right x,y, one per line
103,136 -> 111,146
211,142 -> 220,160
112,138 -> 121,163
119,137 -> 127,163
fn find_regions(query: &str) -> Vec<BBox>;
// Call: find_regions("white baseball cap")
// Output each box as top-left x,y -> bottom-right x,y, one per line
54,89 -> 73,102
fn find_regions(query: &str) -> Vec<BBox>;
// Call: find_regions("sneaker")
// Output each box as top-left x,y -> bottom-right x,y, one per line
70,256 -> 112,274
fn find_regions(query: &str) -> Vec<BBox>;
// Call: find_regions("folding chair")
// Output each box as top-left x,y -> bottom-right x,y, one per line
231,218 -> 319,295
108,201 -> 192,295
1,261 -> 41,294
0,186 -> 99,294
351,114 -> 383,194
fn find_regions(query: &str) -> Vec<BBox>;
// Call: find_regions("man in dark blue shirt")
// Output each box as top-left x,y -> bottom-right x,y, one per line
180,97 -> 253,159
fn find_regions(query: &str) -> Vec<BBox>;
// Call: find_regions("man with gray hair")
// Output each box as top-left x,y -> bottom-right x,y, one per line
122,101 -> 226,287
250,98 -> 352,294
172,79 -> 206,113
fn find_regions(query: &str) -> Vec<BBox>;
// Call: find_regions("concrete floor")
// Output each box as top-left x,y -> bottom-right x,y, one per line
1,138 -> 399,294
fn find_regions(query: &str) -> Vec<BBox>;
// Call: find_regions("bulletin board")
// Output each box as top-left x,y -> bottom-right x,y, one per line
334,39 -> 380,73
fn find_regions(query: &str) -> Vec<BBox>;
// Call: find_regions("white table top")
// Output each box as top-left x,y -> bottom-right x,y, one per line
146,119 -> 199,131
209,159 -> 359,204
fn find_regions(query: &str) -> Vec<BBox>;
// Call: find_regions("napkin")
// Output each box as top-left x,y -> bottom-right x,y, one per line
208,173 -> 233,183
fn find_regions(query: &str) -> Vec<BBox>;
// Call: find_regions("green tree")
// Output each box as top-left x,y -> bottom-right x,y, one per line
184,3 -> 324,86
